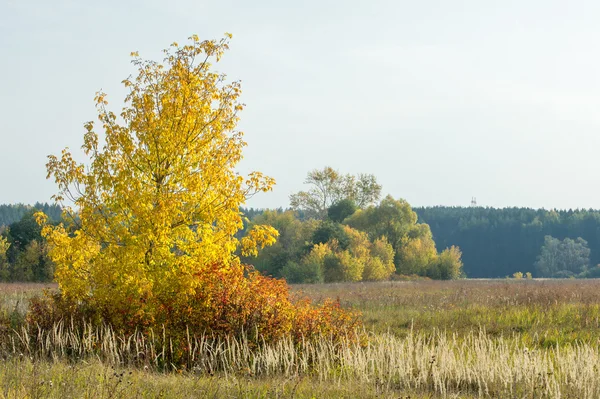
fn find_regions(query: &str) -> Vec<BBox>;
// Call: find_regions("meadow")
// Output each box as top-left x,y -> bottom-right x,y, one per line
2,280 -> 600,398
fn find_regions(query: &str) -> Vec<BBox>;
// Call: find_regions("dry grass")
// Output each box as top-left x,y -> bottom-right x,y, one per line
293,279 -> 600,346
0,358 -> 448,399
3,280 -> 600,398
0,283 -> 55,316
1,322 -> 600,398
293,279 -> 600,308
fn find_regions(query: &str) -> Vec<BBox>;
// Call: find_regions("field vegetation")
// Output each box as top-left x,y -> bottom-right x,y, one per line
296,279 -> 600,347
2,280 -> 600,398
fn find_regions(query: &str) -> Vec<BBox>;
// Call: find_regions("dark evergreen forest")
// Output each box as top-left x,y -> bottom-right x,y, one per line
0,203 -> 62,226
3,202 -> 600,280
414,207 -> 600,278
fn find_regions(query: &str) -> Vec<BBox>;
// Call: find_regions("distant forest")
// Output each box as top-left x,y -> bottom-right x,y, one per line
4,202 -> 600,280
241,205 -> 600,279
0,203 -> 62,226
414,207 -> 600,278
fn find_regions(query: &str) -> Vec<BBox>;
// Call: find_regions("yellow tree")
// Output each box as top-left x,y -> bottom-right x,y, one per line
0,236 -> 9,281
37,35 -> 278,326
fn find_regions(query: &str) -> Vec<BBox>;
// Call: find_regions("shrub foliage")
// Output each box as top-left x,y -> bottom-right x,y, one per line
33,35 -> 359,344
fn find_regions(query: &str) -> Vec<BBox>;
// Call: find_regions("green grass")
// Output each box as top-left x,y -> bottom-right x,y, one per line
2,357 -> 458,399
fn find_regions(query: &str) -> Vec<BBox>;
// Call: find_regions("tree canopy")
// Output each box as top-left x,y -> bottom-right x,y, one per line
243,192 -> 463,282
535,236 -> 590,278
38,34 -> 279,319
289,167 -> 381,219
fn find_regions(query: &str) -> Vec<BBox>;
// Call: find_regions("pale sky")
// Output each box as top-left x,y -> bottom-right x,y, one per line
2,0 -> 600,210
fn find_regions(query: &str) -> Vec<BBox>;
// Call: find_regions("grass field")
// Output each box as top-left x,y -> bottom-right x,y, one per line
295,279 -> 600,347
2,280 -> 600,398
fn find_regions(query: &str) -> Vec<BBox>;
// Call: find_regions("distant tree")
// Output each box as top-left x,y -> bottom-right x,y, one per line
0,237 -> 9,281
345,196 -> 416,251
299,243 -> 331,283
243,210 -> 318,277
285,224 -> 395,284
5,211 -> 42,263
396,230 -> 438,275
346,196 -> 422,270
414,206 -> 600,278
312,221 -> 351,250
0,211 -> 54,282
581,265 -> 600,278
290,167 -> 381,219
429,246 -> 463,280
347,174 -> 382,208
363,237 -> 395,281
0,203 -> 62,227
280,260 -> 322,284
327,199 -> 357,223
534,236 -> 590,277
345,196 -> 461,279
512,272 -> 524,279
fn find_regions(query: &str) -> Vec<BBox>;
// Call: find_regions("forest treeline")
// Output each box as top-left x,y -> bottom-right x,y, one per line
5,178 -> 600,281
414,206 -> 600,278
0,204 -> 61,281
0,203 -> 62,226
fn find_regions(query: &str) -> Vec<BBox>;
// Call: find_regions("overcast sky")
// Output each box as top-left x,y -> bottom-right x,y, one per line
2,0 -> 600,210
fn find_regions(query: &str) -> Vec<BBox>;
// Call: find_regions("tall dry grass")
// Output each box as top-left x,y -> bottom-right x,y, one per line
293,279 -> 600,346
4,281 -> 600,397
1,321 -> 600,398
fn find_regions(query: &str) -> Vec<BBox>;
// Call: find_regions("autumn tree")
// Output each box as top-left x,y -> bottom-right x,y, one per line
396,228 -> 438,275
428,246 -> 463,280
37,34 -> 283,328
345,196 -> 462,278
290,167 -> 381,219
0,237 -> 9,281
34,35 -> 360,344
298,225 -> 394,283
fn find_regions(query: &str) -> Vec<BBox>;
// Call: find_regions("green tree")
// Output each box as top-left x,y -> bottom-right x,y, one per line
534,236 -> 590,277
6,210 -> 43,263
290,167 -> 381,219
2,211 -> 54,282
428,246 -> 463,280
280,260 -> 323,283
244,210 -> 318,277
327,199 -> 358,223
345,196 -> 416,251
312,221 -> 351,250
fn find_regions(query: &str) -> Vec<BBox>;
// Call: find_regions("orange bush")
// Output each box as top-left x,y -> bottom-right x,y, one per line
27,260 -> 361,348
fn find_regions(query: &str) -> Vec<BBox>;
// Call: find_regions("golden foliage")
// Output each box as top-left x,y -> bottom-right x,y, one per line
38,35 -> 278,320
302,226 -> 395,282
34,35 -> 359,342
0,237 -> 9,259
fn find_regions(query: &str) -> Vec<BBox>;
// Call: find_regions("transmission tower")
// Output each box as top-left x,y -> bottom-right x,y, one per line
470,197 -> 477,207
